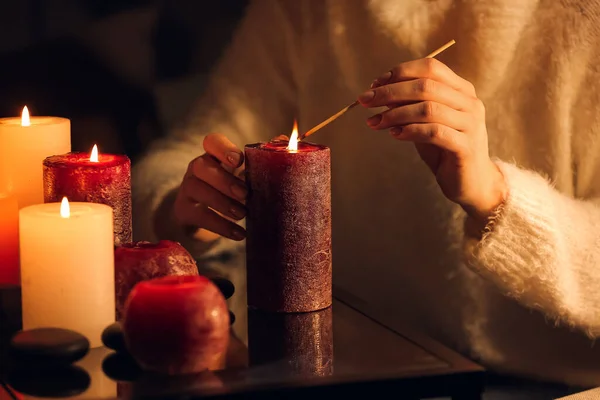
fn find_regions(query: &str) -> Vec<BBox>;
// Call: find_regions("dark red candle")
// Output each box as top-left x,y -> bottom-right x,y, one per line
248,306 -> 333,377
42,145 -> 132,246
114,240 -> 199,320
244,137 -> 332,313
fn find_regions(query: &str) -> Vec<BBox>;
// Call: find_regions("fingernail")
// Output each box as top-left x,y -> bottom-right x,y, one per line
358,90 -> 375,103
367,114 -> 382,127
230,206 -> 245,219
370,80 -> 378,89
376,71 -> 392,85
226,151 -> 241,167
231,183 -> 248,200
390,126 -> 403,136
231,227 -> 246,240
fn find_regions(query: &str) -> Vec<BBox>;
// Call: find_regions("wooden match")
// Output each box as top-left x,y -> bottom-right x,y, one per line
299,39 -> 456,140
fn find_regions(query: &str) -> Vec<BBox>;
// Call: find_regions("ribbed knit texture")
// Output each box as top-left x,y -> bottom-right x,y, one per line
557,387 -> 600,400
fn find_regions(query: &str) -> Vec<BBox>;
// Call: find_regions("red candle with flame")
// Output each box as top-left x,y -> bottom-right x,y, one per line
244,122 -> 332,313
42,145 -> 132,245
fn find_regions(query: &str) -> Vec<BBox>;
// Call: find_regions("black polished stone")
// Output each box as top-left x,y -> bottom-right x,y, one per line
6,365 -> 90,397
9,328 -> 89,365
211,277 -> 235,299
102,352 -> 141,382
102,322 -> 127,353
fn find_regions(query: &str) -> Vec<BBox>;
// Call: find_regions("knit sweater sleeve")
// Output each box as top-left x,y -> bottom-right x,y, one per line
131,0 -> 300,257
464,159 -> 600,337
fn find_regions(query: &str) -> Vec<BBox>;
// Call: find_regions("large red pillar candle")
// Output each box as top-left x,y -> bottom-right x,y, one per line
244,135 -> 332,313
0,193 -> 19,285
42,145 -> 132,246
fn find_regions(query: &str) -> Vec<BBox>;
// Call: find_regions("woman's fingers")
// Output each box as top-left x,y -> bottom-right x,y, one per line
176,198 -> 246,241
174,133 -> 250,242
360,59 -> 505,219
203,133 -> 244,168
179,142 -> 248,241
360,78 -> 478,112
181,175 -> 246,221
370,58 -> 477,98
272,134 -> 290,141
366,101 -> 472,133
389,123 -> 467,154
189,155 -> 248,203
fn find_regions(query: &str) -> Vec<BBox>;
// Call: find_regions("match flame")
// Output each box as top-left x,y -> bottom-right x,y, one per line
287,120 -> 299,151
60,197 -> 70,218
21,106 -> 30,127
90,144 -> 99,162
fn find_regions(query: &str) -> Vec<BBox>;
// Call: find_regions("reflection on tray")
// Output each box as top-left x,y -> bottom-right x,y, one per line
248,306 -> 333,377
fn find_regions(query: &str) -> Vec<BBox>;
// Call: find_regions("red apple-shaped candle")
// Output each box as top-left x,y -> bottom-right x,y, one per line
114,240 -> 198,320
122,275 -> 230,375
43,145 -> 132,246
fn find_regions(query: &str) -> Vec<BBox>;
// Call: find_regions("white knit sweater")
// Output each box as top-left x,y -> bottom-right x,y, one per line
132,0 -> 600,386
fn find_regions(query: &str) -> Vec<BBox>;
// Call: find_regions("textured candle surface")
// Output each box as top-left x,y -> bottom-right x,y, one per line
248,306 -> 333,376
0,117 -> 71,208
114,241 -> 199,320
244,140 -> 332,313
19,202 -> 115,348
0,193 -> 19,285
43,152 -> 132,246
123,275 -> 230,375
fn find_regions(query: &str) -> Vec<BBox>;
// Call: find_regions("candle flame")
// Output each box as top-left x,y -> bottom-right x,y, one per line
287,120 -> 299,151
60,197 -> 70,218
90,144 -> 99,162
21,106 -> 30,127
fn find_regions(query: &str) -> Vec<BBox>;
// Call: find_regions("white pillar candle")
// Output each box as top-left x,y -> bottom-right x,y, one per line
0,106 -> 71,208
19,198 -> 115,348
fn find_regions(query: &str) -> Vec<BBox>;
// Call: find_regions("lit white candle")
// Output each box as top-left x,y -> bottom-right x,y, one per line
19,197 -> 115,348
0,106 -> 71,208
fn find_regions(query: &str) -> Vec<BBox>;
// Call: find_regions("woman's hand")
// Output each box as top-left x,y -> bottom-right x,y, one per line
173,134 -> 247,242
358,58 -> 508,226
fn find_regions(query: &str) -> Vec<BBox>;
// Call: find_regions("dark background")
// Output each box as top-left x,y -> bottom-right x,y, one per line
0,0 -> 249,163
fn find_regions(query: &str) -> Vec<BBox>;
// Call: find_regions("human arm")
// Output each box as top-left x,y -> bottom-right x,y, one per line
359,57 -> 600,337
131,0 -> 301,258
462,159 -> 600,338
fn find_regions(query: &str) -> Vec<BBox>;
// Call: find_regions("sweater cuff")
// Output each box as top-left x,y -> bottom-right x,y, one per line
463,159 -> 561,304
